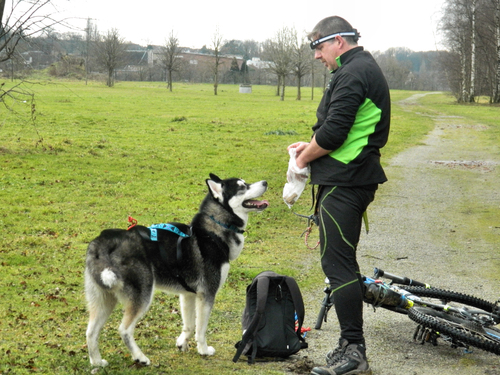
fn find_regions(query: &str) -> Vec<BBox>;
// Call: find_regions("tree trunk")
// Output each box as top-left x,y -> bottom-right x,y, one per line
469,0 -> 476,102
213,61 -> 219,95
494,0 -> 500,103
296,75 -> 301,100
280,74 -> 285,101
107,68 -> 114,87
460,47 -> 468,103
0,0 -> 5,31
311,67 -> 315,101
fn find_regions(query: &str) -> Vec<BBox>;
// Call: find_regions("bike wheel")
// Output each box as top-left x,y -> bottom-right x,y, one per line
408,307 -> 500,355
403,286 -> 498,314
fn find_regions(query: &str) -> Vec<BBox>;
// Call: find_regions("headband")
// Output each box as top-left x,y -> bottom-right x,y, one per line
310,31 -> 358,50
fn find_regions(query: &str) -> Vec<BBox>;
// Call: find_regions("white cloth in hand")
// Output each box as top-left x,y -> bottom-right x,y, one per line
283,148 -> 310,208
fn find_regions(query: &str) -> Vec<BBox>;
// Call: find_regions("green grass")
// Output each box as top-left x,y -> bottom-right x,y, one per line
0,82 -> 496,374
0,81 -> 325,374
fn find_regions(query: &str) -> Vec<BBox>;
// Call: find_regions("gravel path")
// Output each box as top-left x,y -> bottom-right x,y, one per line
287,93 -> 500,374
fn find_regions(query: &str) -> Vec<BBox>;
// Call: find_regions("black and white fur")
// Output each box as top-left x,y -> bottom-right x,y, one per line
85,174 -> 268,367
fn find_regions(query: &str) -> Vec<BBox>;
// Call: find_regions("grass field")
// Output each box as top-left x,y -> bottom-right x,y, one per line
0,81 -> 497,374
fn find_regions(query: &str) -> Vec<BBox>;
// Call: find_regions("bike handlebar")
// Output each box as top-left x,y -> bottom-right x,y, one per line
374,268 -> 428,288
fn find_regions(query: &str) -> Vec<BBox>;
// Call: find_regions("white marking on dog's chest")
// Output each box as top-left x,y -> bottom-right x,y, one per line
228,235 -> 244,261
219,263 -> 230,290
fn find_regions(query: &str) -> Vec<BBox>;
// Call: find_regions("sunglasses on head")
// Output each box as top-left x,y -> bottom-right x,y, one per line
310,31 -> 357,50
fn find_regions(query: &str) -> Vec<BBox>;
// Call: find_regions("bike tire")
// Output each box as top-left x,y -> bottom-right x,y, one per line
402,286 -> 498,314
408,307 -> 500,355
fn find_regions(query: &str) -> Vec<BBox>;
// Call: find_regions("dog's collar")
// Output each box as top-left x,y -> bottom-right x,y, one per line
209,215 -> 245,234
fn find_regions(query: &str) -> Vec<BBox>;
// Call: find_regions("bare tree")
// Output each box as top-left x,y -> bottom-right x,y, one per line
263,27 -> 295,101
438,0 -> 500,102
94,28 -> 125,87
472,0 -> 500,103
1,0 -> 64,137
160,31 -> 181,92
291,30 -> 312,100
310,59 -> 326,100
1,0 -> 61,63
441,0 -> 470,101
372,48 -> 412,89
212,27 -> 223,95
84,18 -> 99,85
494,0 -> 500,102
469,0 -> 477,102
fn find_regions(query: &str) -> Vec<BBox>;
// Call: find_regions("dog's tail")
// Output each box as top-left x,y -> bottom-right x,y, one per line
85,236 -> 123,290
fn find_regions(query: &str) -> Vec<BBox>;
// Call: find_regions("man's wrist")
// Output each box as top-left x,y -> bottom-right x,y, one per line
296,157 -> 308,169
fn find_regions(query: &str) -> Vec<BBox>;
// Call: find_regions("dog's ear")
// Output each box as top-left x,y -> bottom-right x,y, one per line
209,173 -> 221,182
206,177 -> 223,202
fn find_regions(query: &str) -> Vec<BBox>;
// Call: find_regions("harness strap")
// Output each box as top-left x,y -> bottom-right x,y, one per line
149,223 -> 191,240
176,226 -> 192,261
148,223 -> 191,262
135,224 -> 196,294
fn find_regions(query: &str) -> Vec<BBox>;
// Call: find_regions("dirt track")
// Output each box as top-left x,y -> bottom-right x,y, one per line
288,93 -> 500,374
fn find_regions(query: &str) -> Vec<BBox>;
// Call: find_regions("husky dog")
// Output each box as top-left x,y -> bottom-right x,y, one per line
85,174 -> 268,367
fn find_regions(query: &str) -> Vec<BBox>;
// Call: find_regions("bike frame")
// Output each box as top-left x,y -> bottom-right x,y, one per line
315,267 -> 500,353
371,269 -> 500,326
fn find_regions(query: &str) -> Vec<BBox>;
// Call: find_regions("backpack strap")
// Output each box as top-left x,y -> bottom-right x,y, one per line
232,274 -> 271,364
285,277 -> 308,347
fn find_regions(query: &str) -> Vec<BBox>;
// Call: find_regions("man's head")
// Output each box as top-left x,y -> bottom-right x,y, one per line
308,16 -> 360,71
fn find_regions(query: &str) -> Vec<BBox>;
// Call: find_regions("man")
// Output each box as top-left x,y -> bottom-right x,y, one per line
288,16 -> 390,375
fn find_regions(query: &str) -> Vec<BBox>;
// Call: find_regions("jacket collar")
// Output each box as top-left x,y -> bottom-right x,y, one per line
334,46 -> 364,70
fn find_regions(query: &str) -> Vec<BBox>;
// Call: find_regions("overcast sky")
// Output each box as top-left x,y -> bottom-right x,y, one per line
53,0 -> 446,52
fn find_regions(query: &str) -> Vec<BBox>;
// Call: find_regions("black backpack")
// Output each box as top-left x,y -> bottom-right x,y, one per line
233,271 -> 308,364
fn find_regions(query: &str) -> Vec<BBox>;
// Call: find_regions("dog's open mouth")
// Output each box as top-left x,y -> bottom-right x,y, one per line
243,199 -> 269,210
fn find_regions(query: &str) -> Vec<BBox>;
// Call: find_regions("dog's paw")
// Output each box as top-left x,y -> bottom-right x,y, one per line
133,354 -> 150,366
176,341 -> 189,352
90,359 -> 109,367
175,331 -> 191,352
206,346 -> 216,356
198,345 -> 216,356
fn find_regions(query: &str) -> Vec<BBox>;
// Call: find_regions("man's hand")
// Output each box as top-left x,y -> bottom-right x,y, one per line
287,142 -> 309,155
288,136 -> 331,169
287,142 -> 310,169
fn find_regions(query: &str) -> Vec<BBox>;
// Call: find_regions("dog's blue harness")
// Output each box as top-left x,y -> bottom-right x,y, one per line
148,223 -> 191,241
145,224 -> 192,265
132,222 -> 196,294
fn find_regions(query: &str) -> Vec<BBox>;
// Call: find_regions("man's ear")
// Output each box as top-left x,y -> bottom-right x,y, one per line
206,178 -> 223,202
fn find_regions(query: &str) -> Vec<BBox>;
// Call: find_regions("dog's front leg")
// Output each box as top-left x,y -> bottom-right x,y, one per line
195,293 -> 216,355
176,293 -> 196,352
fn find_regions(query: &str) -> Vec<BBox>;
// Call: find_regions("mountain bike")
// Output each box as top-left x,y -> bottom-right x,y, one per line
314,267 -> 500,355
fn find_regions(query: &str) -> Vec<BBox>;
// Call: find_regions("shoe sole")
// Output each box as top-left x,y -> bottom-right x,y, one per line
310,367 -> 372,375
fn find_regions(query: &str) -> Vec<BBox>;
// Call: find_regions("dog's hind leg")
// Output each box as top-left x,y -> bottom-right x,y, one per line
176,292 -> 196,352
86,287 -> 117,367
119,293 -> 153,366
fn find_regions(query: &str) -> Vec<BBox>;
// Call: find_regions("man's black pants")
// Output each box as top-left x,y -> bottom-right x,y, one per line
317,185 -> 376,345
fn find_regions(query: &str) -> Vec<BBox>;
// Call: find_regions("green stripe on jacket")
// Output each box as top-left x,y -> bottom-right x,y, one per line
329,98 -> 382,164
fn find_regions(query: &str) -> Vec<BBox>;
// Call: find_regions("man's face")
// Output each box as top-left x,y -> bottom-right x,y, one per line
313,37 -> 341,71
